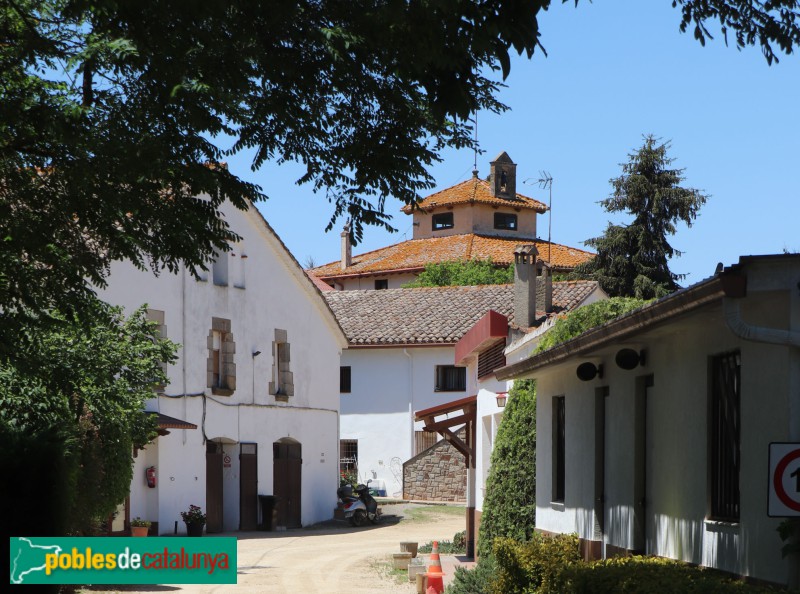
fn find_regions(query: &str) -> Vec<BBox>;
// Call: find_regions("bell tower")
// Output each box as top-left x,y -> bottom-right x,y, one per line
490,151 -> 517,199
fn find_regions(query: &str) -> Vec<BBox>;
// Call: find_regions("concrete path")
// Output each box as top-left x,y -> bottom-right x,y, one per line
85,503 -> 472,594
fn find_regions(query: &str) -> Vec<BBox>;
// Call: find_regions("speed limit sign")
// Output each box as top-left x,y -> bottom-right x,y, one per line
768,443 -> 800,517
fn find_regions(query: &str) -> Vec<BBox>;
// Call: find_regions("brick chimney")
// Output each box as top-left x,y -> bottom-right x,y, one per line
340,221 -> 352,270
490,151 -> 517,199
514,244 -> 538,327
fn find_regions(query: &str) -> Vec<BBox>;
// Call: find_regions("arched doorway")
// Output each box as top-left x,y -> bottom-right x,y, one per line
273,438 -> 302,528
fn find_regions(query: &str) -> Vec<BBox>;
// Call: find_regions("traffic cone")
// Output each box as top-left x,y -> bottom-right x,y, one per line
426,541 -> 445,593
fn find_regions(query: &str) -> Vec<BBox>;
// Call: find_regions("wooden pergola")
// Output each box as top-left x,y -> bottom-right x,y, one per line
415,395 -> 477,558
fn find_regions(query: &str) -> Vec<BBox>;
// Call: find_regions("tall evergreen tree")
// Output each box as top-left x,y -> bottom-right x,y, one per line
574,136 -> 708,299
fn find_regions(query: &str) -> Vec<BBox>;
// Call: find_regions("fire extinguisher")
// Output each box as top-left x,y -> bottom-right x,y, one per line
146,466 -> 157,488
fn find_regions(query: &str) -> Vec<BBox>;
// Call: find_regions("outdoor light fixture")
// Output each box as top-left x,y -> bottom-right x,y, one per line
496,393 -> 508,408
252,350 -> 262,358
615,348 -> 646,370
576,362 -> 603,382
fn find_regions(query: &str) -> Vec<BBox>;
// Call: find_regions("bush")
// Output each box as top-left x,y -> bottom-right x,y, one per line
492,534 -> 581,594
403,259 -> 513,287
564,556 -> 782,593
477,379 -> 537,557
446,555 -> 497,594
419,531 -> 467,555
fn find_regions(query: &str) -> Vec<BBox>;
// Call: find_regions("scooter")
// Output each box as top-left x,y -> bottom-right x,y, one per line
337,480 -> 382,526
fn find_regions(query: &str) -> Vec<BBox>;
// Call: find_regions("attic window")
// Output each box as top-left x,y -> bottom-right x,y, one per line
374,279 -> 388,290
432,212 -> 454,231
494,213 -> 517,231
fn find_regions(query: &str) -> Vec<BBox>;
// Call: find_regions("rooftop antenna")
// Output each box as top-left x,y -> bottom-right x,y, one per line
537,171 -> 553,264
472,111 -> 479,178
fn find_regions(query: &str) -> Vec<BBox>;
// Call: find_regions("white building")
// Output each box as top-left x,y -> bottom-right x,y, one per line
98,201 -> 348,535
325,250 -> 604,502
496,254 -> 800,588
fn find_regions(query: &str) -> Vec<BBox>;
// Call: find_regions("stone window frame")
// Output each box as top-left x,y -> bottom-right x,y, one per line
146,309 -> 168,393
269,328 -> 294,401
207,317 -> 235,396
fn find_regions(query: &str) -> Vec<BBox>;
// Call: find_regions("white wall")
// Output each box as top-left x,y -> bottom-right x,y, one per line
412,203 -> 537,240
533,271 -> 796,585
98,201 -> 345,531
340,345 -> 467,496
336,273 -> 417,291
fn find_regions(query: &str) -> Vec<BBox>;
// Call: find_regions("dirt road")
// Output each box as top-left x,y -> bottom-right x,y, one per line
87,503 -> 466,594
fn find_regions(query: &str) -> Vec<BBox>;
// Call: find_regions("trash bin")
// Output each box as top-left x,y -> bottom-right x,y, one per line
258,495 -> 278,531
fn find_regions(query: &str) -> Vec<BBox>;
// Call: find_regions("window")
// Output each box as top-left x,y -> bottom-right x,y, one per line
340,439 -> 358,473
340,366 -> 351,393
432,212 -> 454,231
478,341 -> 506,379
212,249 -> 229,286
709,351 -> 740,521
232,241 -> 246,289
146,309 -> 168,391
435,365 -> 466,392
494,212 -> 518,230
374,279 -> 388,290
207,318 -> 235,395
269,329 -> 294,400
553,396 -> 566,502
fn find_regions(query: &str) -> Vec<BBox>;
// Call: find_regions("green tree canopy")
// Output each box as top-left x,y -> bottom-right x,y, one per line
478,379 -> 537,558
403,259 -> 513,288
572,136 -> 708,299
2,1 -> 799,329
0,301 -> 177,534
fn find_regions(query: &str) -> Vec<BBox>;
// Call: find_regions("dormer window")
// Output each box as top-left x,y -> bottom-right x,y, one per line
494,212 -> 518,231
432,212 -> 454,231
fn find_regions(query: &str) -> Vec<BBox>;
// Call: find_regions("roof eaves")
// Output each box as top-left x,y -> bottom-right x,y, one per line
495,275 -> 727,381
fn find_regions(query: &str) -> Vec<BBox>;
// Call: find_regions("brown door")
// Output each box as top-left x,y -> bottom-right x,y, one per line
273,441 -> 302,529
240,443 -> 258,530
206,442 -> 224,533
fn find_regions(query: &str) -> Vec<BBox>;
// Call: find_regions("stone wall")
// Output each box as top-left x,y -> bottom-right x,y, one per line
403,431 -> 467,502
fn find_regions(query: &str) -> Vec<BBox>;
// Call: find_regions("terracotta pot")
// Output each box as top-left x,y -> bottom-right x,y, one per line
400,541 -> 419,557
131,526 -> 149,537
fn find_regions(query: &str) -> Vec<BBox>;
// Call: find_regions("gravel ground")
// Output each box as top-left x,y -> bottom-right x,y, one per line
83,503 -> 467,594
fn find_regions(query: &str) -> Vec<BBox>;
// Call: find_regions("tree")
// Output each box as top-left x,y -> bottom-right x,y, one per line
0,301 -> 177,535
403,259 -> 513,287
2,2 -> 798,331
573,136 -> 708,299
478,379 -> 537,558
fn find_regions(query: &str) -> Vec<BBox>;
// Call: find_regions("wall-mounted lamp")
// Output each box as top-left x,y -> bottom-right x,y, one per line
615,348 -> 646,370
252,350 -> 262,358
576,362 -> 603,382
496,393 -> 508,408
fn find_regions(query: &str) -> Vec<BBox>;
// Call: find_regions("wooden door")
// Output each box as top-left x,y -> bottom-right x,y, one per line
206,442 -> 224,533
273,441 -> 302,529
239,443 -> 258,530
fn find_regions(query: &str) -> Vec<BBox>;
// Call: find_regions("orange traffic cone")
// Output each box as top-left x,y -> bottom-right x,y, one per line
426,541 -> 445,593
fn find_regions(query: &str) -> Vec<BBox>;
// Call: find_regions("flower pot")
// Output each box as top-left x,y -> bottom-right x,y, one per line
392,552 -> 413,570
131,526 -> 149,537
185,521 -> 205,537
400,541 -> 418,557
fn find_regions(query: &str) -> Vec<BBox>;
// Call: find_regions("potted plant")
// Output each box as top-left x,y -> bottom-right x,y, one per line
181,504 -> 206,537
130,517 -> 151,537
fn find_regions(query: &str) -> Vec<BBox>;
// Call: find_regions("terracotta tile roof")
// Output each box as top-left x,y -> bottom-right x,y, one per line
310,233 -> 594,279
325,281 -> 599,346
306,271 -> 334,291
400,177 -> 547,213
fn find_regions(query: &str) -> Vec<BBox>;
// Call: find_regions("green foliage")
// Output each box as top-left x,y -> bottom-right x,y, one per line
534,297 -> 649,353
563,555 -> 782,593
403,260 -> 513,288
339,469 -> 358,488
478,379 -> 537,558
492,534 -> 581,594
572,135 -> 708,299
419,531 -> 467,555
446,555 -> 497,594
0,301 -> 177,534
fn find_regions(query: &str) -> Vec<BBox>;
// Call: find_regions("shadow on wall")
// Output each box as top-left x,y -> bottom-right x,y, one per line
652,514 -> 703,564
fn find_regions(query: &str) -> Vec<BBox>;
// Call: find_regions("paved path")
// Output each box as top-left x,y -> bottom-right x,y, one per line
86,504 -> 470,594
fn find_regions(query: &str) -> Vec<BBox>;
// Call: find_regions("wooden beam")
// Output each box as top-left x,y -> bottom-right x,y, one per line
442,428 -> 473,462
422,413 -> 472,433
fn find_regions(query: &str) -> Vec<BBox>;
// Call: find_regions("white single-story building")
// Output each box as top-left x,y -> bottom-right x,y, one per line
97,201 -> 348,535
496,254 -> 800,588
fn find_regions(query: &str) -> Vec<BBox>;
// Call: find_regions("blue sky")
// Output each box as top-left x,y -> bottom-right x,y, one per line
226,1 -> 800,286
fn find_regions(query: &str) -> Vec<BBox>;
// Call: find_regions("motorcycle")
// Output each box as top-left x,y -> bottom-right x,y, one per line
337,480 -> 382,526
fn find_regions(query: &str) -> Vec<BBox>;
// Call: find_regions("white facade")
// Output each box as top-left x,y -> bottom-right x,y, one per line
500,255 -> 800,587
339,346 -> 465,497
99,201 -> 347,533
